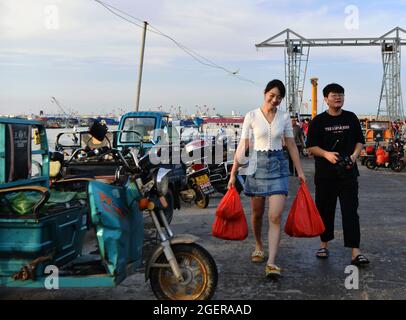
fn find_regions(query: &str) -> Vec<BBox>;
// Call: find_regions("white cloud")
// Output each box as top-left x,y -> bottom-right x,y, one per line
3,1 -> 405,65
2,0 -> 406,115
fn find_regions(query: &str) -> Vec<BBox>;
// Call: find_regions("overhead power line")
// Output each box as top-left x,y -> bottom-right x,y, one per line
93,0 -> 260,86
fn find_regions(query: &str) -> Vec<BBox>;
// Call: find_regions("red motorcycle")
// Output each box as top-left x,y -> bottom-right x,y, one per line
365,140 -> 405,172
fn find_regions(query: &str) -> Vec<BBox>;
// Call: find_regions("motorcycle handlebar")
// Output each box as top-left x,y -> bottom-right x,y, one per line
67,146 -> 138,172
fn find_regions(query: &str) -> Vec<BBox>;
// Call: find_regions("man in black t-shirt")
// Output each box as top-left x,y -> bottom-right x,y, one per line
307,83 -> 370,267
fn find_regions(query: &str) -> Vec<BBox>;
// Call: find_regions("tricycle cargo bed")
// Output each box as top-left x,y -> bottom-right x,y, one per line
0,206 -> 87,277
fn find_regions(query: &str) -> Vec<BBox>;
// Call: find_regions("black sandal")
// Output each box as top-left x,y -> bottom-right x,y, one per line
316,248 -> 329,259
351,254 -> 370,266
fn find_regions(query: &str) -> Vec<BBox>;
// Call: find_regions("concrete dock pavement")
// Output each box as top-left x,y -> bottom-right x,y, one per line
0,157 -> 405,300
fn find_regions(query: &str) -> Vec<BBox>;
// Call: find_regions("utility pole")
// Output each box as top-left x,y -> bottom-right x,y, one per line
136,21 -> 148,111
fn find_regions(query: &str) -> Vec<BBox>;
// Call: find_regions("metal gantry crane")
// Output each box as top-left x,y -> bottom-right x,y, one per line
255,27 -> 406,121
51,96 -> 78,127
51,96 -> 71,118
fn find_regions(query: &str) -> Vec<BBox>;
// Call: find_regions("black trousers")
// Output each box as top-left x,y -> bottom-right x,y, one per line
315,177 -> 360,248
288,145 -> 302,174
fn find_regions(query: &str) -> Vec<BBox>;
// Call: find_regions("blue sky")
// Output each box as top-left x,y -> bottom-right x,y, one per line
1,0 -> 406,116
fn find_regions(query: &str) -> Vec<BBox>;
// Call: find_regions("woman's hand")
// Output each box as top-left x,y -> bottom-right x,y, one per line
297,172 -> 306,184
227,174 -> 236,189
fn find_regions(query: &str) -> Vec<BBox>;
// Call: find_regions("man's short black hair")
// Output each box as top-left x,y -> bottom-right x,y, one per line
323,83 -> 344,97
264,79 -> 286,98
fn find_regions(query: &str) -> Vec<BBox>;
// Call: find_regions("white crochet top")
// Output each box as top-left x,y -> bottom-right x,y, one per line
240,108 -> 294,151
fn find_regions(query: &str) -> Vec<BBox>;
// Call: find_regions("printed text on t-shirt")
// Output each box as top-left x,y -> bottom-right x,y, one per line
324,125 -> 350,133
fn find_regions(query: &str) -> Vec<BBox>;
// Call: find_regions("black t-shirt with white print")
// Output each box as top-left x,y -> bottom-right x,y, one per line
306,110 -> 365,179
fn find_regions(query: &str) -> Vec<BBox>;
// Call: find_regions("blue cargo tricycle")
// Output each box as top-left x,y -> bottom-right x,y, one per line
0,117 -> 218,300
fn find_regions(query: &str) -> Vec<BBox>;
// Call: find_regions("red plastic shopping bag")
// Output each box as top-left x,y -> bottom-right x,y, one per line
284,182 -> 325,237
215,186 -> 244,220
212,187 -> 248,240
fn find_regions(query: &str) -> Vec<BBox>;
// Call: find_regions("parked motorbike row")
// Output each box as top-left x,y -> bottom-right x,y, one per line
0,117 -> 219,300
180,137 -> 245,208
359,139 -> 405,172
54,123 -> 244,211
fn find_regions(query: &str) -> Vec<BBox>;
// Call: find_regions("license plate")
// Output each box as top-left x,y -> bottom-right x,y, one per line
195,174 -> 209,185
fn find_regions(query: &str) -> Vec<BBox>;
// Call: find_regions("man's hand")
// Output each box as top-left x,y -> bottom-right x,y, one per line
324,151 -> 340,164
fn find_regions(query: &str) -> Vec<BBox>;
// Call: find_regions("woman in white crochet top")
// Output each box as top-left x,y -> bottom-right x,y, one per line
228,79 -> 306,279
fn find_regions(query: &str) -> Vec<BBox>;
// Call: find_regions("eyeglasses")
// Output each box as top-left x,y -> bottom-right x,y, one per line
330,93 -> 345,98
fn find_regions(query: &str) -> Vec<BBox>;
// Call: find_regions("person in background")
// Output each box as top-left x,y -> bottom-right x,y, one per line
288,117 -> 306,175
402,120 -> 406,141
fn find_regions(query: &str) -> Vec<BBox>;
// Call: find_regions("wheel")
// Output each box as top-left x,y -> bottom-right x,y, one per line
150,243 -> 218,300
194,186 -> 209,209
365,158 -> 376,170
390,160 -> 404,172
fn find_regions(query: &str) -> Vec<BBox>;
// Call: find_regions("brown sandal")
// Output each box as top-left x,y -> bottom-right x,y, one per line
251,250 -> 265,263
265,264 -> 282,278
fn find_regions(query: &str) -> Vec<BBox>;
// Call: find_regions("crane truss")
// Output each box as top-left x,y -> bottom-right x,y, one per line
255,27 -> 406,121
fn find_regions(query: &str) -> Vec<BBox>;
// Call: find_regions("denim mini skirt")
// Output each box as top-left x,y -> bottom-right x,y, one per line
243,150 -> 289,197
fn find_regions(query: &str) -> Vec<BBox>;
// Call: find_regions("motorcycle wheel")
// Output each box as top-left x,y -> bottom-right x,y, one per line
150,243 -> 218,300
390,160 -> 404,172
194,186 -> 209,209
365,158 -> 377,170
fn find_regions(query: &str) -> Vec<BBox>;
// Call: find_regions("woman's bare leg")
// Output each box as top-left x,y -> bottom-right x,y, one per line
267,194 -> 286,266
251,196 -> 265,251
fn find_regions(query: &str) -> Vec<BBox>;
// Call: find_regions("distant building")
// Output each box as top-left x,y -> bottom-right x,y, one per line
201,117 -> 244,138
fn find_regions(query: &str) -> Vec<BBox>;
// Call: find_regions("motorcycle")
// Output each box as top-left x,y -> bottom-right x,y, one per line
184,137 -> 244,195
171,139 -> 216,209
179,162 -> 215,209
206,161 -> 245,195
0,118 -> 218,299
52,126 -> 179,223
364,140 -> 405,172
359,144 -> 376,166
